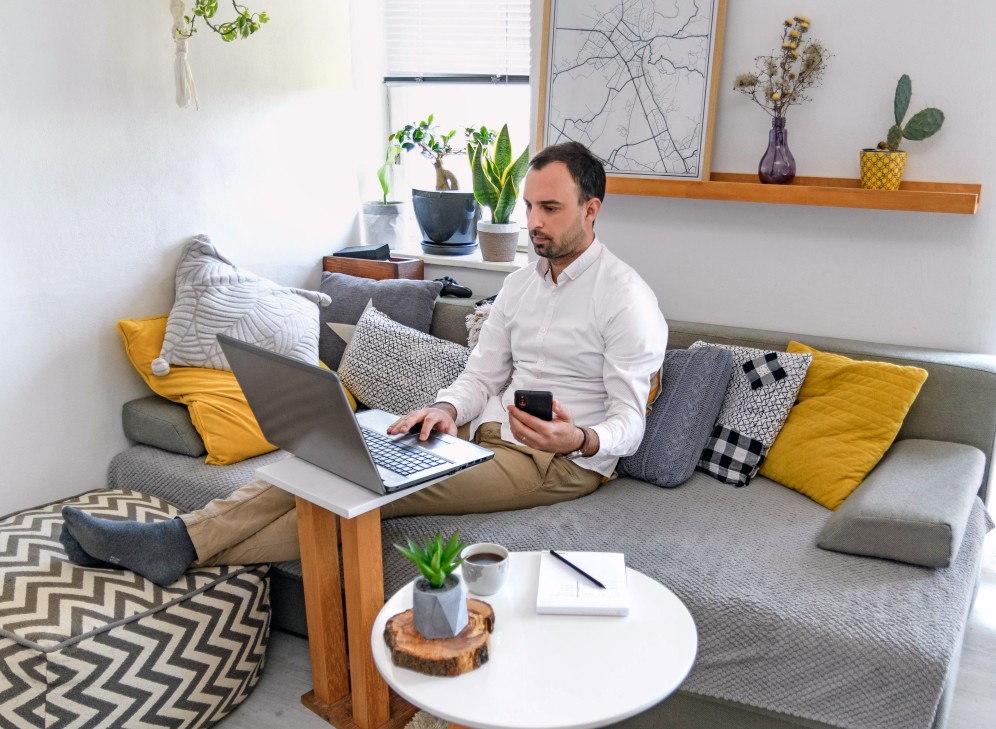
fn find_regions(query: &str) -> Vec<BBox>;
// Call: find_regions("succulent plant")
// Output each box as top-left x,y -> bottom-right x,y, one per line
468,124 -> 530,225
878,75 -> 944,152
395,531 -> 466,589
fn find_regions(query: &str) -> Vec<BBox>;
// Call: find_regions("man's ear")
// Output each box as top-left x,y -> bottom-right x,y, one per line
583,196 -> 602,226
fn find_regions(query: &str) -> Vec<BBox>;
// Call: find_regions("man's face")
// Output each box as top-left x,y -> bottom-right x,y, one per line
523,161 -> 599,265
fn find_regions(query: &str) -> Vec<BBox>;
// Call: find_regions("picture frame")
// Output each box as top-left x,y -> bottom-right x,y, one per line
536,0 -> 728,194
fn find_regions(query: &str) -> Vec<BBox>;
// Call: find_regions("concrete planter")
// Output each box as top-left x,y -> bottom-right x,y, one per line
477,221 -> 519,262
412,574 -> 469,639
361,201 -> 406,248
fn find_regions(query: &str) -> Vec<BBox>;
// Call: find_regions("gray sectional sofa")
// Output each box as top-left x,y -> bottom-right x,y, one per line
107,300 -> 995,729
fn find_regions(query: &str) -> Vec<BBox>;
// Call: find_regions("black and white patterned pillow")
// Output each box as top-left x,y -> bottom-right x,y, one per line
339,307 -> 470,414
690,341 -> 812,486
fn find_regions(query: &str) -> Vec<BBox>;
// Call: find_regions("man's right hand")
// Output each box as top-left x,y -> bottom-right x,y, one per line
386,403 -> 458,441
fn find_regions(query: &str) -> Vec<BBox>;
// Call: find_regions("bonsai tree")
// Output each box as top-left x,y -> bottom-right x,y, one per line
395,531 -> 466,589
877,74 -> 944,151
389,116 -> 495,191
176,0 -> 269,42
469,124 -> 530,225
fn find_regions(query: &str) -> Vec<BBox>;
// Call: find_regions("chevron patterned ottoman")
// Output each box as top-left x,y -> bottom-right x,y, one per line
0,489 -> 271,728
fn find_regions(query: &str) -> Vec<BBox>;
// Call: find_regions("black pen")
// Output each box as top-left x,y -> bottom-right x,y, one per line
549,549 -> 606,589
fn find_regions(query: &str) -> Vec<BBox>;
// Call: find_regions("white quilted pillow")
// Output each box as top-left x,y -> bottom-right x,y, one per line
152,235 -> 330,376
339,307 -> 469,414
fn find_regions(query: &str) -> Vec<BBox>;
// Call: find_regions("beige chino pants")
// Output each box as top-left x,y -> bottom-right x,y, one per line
180,422 -> 603,567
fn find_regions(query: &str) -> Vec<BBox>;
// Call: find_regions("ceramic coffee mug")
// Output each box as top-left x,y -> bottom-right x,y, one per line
460,542 -> 510,596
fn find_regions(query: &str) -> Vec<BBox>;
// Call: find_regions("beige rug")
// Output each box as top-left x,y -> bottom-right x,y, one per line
403,710 -> 447,729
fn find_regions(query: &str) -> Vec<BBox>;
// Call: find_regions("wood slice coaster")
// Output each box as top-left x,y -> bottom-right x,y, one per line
384,599 -> 495,677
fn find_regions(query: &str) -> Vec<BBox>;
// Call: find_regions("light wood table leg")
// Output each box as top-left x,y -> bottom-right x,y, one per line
340,508 -> 391,729
295,497 -> 350,706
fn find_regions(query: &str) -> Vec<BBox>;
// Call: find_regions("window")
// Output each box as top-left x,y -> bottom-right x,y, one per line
383,0 -> 532,227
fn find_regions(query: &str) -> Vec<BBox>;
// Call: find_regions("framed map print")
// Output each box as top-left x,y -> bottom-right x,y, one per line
538,0 -> 727,189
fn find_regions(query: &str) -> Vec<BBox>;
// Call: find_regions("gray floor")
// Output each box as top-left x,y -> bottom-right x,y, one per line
222,531 -> 996,729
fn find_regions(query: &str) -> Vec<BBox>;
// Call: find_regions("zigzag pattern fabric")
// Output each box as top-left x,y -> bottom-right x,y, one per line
0,489 -> 270,729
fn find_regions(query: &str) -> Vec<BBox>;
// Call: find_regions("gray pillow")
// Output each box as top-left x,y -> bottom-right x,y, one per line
338,307 -> 470,414
618,346 -> 733,488
319,272 -> 443,369
817,439 -> 986,568
122,396 -> 206,457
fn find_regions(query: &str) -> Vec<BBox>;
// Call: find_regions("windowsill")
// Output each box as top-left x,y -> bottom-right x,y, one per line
393,240 -> 530,273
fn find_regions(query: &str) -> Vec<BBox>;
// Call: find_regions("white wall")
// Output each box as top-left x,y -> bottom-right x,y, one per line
532,0 -> 996,353
0,1 -> 359,514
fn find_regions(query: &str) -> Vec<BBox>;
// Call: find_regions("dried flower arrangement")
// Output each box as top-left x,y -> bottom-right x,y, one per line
734,16 -> 830,120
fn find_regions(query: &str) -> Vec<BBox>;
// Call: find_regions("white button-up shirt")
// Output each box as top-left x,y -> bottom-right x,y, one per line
436,238 -> 668,476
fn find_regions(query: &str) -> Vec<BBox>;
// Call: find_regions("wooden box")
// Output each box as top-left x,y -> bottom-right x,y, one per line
322,255 -> 424,281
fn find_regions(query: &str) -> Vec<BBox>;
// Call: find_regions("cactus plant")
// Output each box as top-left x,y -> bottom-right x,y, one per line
878,75 -> 944,152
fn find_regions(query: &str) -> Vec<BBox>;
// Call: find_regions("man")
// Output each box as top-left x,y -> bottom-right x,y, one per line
61,142 -> 668,585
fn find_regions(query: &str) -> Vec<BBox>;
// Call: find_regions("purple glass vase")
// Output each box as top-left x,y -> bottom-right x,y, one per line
758,116 -> 796,184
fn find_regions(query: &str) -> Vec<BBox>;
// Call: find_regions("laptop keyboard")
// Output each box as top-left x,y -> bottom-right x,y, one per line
361,428 -> 448,477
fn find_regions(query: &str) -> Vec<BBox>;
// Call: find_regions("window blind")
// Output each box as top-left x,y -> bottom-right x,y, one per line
384,0 -> 531,81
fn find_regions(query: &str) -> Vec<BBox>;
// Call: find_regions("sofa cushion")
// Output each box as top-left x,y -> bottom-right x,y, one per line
760,341 -> 929,509
817,439 -> 984,567
619,346 -> 733,487
319,272 -> 443,369
152,235 -> 329,376
339,307 -> 470,414
0,489 -> 270,727
118,316 -> 277,465
122,395 -> 206,457
690,342 -> 812,486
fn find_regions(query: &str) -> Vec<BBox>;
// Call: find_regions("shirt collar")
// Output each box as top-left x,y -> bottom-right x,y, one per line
533,238 -> 604,283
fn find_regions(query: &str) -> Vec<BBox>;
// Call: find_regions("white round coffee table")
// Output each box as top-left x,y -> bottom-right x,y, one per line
371,551 -> 697,729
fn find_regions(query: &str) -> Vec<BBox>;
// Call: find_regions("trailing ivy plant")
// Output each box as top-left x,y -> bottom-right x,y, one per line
177,1 -> 269,42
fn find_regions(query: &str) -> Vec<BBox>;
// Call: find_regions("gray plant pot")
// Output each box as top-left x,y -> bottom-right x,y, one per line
411,189 -> 480,246
361,201 -> 406,248
411,574 -> 469,639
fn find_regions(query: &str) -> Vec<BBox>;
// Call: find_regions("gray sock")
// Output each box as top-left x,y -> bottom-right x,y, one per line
61,507 -> 197,586
59,525 -> 117,569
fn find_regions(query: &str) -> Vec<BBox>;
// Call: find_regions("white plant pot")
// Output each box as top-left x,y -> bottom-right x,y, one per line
361,201 -> 406,248
477,221 -> 519,262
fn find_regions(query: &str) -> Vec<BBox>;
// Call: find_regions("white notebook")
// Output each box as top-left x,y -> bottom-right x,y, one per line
535,551 -> 629,616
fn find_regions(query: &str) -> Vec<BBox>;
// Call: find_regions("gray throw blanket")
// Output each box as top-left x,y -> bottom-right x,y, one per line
381,474 -> 993,729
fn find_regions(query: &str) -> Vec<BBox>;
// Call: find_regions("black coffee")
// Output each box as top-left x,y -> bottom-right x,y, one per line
466,552 -> 505,565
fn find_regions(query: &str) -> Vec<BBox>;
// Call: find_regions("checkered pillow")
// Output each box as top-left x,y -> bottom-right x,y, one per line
690,341 -> 812,486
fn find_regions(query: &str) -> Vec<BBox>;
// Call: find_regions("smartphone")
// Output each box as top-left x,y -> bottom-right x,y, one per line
514,390 -> 553,421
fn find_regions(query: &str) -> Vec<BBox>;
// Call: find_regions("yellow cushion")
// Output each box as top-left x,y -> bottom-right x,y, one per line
118,316 -> 355,466
759,341 -> 928,510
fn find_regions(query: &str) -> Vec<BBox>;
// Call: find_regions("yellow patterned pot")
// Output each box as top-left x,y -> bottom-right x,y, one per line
860,149 -> 907,190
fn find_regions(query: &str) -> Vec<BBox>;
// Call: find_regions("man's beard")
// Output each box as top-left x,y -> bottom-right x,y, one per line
530,215 -> 586,262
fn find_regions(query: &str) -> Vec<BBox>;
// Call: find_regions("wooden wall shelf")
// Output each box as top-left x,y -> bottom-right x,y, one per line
607,173 -> 981,215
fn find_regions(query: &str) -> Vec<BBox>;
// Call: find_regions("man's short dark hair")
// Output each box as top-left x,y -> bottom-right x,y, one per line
529,142 -> 606,204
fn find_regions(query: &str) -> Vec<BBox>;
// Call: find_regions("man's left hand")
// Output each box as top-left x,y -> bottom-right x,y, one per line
507,399 -> 584,454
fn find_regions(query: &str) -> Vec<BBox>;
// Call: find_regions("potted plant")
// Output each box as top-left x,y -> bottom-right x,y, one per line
469,124 -> 530,262
860,75 -> 945,191
395,531 -> 469,639
360,142 -> 406,248
390,117 -> 495,253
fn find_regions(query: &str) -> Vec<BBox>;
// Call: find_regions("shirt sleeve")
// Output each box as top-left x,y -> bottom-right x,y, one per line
434,293 -> 514,426
589,287 -> 669,459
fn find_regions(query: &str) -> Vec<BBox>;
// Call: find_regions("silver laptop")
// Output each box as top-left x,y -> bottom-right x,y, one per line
217,334 -> 494,494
